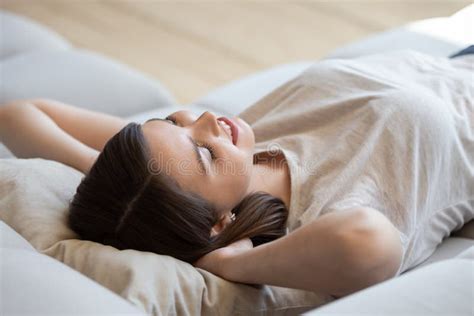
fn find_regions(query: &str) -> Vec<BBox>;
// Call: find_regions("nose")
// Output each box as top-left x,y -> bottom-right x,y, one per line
173,110 -> 221,138
195,111 -> 220,137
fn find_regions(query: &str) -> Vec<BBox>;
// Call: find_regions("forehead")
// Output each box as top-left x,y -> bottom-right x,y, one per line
142,121 -> 182,158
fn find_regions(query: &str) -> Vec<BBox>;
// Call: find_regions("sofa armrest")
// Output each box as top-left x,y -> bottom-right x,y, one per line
303,258 -> 474,315
0,50 -> 178,117
0,221 -> 36,251
0,221 -> 146,315
324,5 -> 473,60
0,10 -> 71,60
1,248 -> 147,315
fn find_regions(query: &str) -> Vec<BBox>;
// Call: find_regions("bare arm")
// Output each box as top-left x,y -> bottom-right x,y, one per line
28,98 -> 130,152
0,99 -> 130,174
218,207 -> 403,297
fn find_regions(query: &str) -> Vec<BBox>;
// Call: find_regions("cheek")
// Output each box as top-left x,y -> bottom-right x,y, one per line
232,153 -> 253,201
219,173 -> 249,210
213,153 -> 252,209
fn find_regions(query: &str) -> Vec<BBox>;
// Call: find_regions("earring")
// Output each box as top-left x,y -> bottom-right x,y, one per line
229,212 -> 236,222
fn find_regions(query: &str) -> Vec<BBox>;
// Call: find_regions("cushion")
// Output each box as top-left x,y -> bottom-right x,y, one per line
0,50 -> 177,118
324,28 -> 462,60
0,158 -> 333,315
456,245 -> 474,259
303,259 -> 474,315
0,10 -> 71,60
192,62 -> 313,117
413,237 -> 474,270
0,220 -> 35,251
1,231 -> 146,315
324,4 -> 472,60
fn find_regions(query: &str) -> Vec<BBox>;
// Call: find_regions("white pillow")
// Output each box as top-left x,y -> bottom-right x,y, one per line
0,158 -> 333,315
1,223 -> 145,315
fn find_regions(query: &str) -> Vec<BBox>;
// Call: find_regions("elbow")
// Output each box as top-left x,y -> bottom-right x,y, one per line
333,207 -> 403,298
1,99 -> 46,113
0,102 -> 34,123
1,100 -> 35,118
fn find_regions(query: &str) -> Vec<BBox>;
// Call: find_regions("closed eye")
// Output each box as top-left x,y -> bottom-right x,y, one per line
144,116 -> 215,172
165,116 -> 216,160
198,142 -> 216,160
144,116 -> 177,125
165,116 -> 177,125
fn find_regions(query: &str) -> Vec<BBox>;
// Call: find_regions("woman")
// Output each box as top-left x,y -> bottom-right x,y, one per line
0,48 -> 472,298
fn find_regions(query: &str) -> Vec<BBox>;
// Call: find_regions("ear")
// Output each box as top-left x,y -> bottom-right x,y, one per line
210,212 -> 234,237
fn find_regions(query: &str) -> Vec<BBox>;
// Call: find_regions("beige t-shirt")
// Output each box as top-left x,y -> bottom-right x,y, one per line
238,50 -> 474,275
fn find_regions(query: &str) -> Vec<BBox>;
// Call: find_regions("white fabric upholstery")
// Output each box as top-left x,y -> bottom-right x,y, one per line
0,221 -> 35,251
325,28 -> 461,60
405,5 -> 473,48
0,222 -> 146,315
414,237 -> 474,270
456,245 -> 474,259
324,4 -> 473,60
0,50 -> 177,117
0,10 -> 71,60
192,62 -> 313,117
303,257 -> 474,315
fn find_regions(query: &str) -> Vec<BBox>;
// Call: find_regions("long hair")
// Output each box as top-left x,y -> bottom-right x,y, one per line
68,123 -> 288,264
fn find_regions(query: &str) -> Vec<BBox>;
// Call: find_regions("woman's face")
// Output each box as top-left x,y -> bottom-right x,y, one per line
141,110 -> 255,214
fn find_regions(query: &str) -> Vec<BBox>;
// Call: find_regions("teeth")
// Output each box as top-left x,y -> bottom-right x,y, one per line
218,120 -> 233,139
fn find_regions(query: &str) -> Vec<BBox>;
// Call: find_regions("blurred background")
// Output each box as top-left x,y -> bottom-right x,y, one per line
1,0 -> 469,104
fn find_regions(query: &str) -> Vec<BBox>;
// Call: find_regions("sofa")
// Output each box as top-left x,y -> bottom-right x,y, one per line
1,6 -> 473,316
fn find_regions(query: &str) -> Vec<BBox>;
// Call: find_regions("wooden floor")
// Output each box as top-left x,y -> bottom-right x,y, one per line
2,0 -> 470,104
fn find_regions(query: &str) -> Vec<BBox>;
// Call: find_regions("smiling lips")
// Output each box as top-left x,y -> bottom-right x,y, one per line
217,117 -> 239,145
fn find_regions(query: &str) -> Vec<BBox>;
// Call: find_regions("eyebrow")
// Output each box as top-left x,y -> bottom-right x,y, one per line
144,118 -> 208,175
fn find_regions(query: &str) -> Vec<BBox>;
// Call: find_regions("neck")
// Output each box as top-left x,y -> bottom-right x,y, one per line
246,153 -> 291,209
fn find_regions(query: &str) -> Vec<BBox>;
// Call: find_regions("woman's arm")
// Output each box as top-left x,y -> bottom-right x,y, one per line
198,207 -> 403,298
0,99 -> 130,174
28,99 -> 130,152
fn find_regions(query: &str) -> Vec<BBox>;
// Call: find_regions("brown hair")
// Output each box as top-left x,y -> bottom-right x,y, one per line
68,122 -> 288,264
